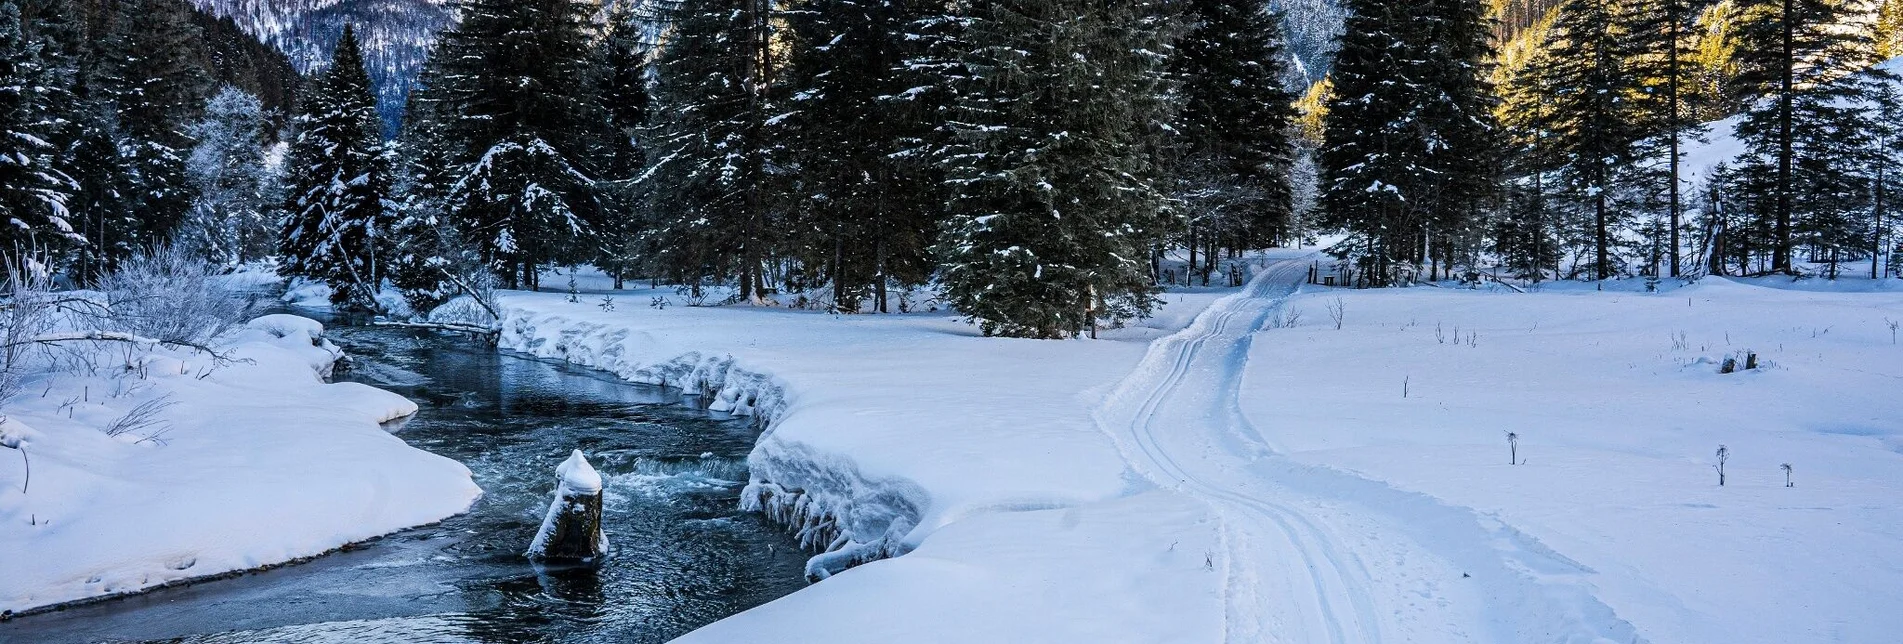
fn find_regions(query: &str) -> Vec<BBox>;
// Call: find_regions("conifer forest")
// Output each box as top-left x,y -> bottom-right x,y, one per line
3,0 -> 1901,338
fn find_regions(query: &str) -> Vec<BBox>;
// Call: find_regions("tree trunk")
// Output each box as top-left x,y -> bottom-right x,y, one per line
1186,223 -> 1197,287
1668,0 -> 1682,277
875,238 -> 888,314
1774,0 -> 1795,273
1877,162 -> 1887,280
1595,183 -> 1610,280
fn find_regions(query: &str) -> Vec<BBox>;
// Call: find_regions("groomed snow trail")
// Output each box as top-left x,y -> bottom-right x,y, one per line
1095,251 -> 1645,644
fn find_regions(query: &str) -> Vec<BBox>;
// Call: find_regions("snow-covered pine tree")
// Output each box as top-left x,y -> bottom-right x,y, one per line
1726,0 -> 1891,274
590,3 -> 651,291
279,25 -> 392,309
414,0 -> 608,290
936,0 -> 1177,338
93,0 -> 211,246
0,21 -> 72,254
0,0 -> 77,254
1415,0 -> 1501,274
1534,0 -> 1649,280
780,0 -> 947,312
642,0 -> 786,302
1619,0 -> 1708,277
1870,73 -> 1903,278
1170,0 -> 1298,259
183,85 -> 278,266
1321,0 -> 1500,284
60,103 -> 137,281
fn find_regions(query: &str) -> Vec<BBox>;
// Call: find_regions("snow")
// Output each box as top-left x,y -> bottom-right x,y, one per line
1235,278 -> 1903,643
555,448 -> 603,494
0,314 -> 480,614
1680,55 -> 1903,188
495,256 -> 1903,643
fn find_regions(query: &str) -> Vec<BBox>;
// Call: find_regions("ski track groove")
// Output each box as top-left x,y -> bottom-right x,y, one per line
1099,253 -> 1647,644
1106,254 -> 1379,644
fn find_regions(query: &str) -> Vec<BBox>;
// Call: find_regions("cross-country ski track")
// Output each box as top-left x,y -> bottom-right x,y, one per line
1093,250 -> 1646,644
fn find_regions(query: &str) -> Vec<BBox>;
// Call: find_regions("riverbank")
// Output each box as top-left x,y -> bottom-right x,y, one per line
0,314 -> 480,615
473,257 -> 1290,642
491,262 -> 1903,643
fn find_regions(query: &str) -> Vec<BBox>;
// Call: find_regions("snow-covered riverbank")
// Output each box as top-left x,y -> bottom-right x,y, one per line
495,259 -> 1903,643
483,262 -> 1271,641
0,314 -> 479,615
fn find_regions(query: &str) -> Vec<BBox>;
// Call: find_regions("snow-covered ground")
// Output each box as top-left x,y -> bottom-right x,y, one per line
0,314 -> 479,614
494,256 -> 1903,643
1235,277 -> 1903,643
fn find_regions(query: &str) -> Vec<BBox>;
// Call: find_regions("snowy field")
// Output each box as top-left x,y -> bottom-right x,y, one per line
1239,276 -> 1903,643
495,257 -> 1903,643
0,314 -> 479,614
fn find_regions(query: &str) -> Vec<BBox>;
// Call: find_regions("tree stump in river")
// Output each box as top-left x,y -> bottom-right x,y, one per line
527,449 -> 608,562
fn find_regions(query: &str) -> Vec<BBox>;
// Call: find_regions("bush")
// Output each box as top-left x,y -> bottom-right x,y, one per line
97,245 -> 253,346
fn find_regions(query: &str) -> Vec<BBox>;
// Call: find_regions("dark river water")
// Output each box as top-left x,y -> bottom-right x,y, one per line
4,320 -> 809,643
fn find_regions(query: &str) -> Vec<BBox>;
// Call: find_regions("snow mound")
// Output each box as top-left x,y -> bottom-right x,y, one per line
0,315 -> 478,614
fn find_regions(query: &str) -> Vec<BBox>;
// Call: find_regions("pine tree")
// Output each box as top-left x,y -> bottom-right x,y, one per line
935,0 -> 1177,338
183,85 -> 278,265
62,103 -> 137,280
0,0 -> 75,254
779,0 -> 946,312
1871,76 -> 1903,278
1536,0 -> 1646,279
1318,0 -> 1498,284
94,0 -> 211,246
1619,0 -> 1707,277
1494,13 -> 1562,280
414,0 -> 608,289
591,3 -> 652,291
1727,0 -> 1891,273
279,25 -> 392,309
642,0 -> 785,302
1878,0 -> 1903,59
1170,0 -> 1298,260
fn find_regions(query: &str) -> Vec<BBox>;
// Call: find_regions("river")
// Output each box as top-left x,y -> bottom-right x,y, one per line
7,317 -> 809,643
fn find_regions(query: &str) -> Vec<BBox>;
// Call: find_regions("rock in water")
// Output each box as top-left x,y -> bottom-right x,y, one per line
527,449 -> 608,562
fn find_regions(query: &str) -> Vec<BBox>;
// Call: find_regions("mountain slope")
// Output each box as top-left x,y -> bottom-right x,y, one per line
189,0 -> 453,132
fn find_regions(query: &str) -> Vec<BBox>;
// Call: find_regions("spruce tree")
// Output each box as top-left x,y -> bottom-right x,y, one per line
936,0 -> 1176,338
184,85 -> 278,265
1536,0 -> 1646,279
0,0 -> 75,254
416,0 -> 608,289
1170,0 -> 1298,257
1619,0 -> 1707,277
279,25 -> 392,309
779,0 -> 946,312
1727,0 -> 1890,273
642,0 -> 785,302
1494,14 -> 1562,280
62,103 -> 137,281
591,3 -> 651,290
95,0 -> 211,245
1319,0 -> 1498,283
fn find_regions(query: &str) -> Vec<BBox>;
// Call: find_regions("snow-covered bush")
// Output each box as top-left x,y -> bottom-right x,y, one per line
97,245 -> 254,347
0,256 -> 63,404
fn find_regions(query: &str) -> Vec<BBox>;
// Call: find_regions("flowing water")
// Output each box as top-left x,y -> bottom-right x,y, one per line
5,320 -> 809,643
